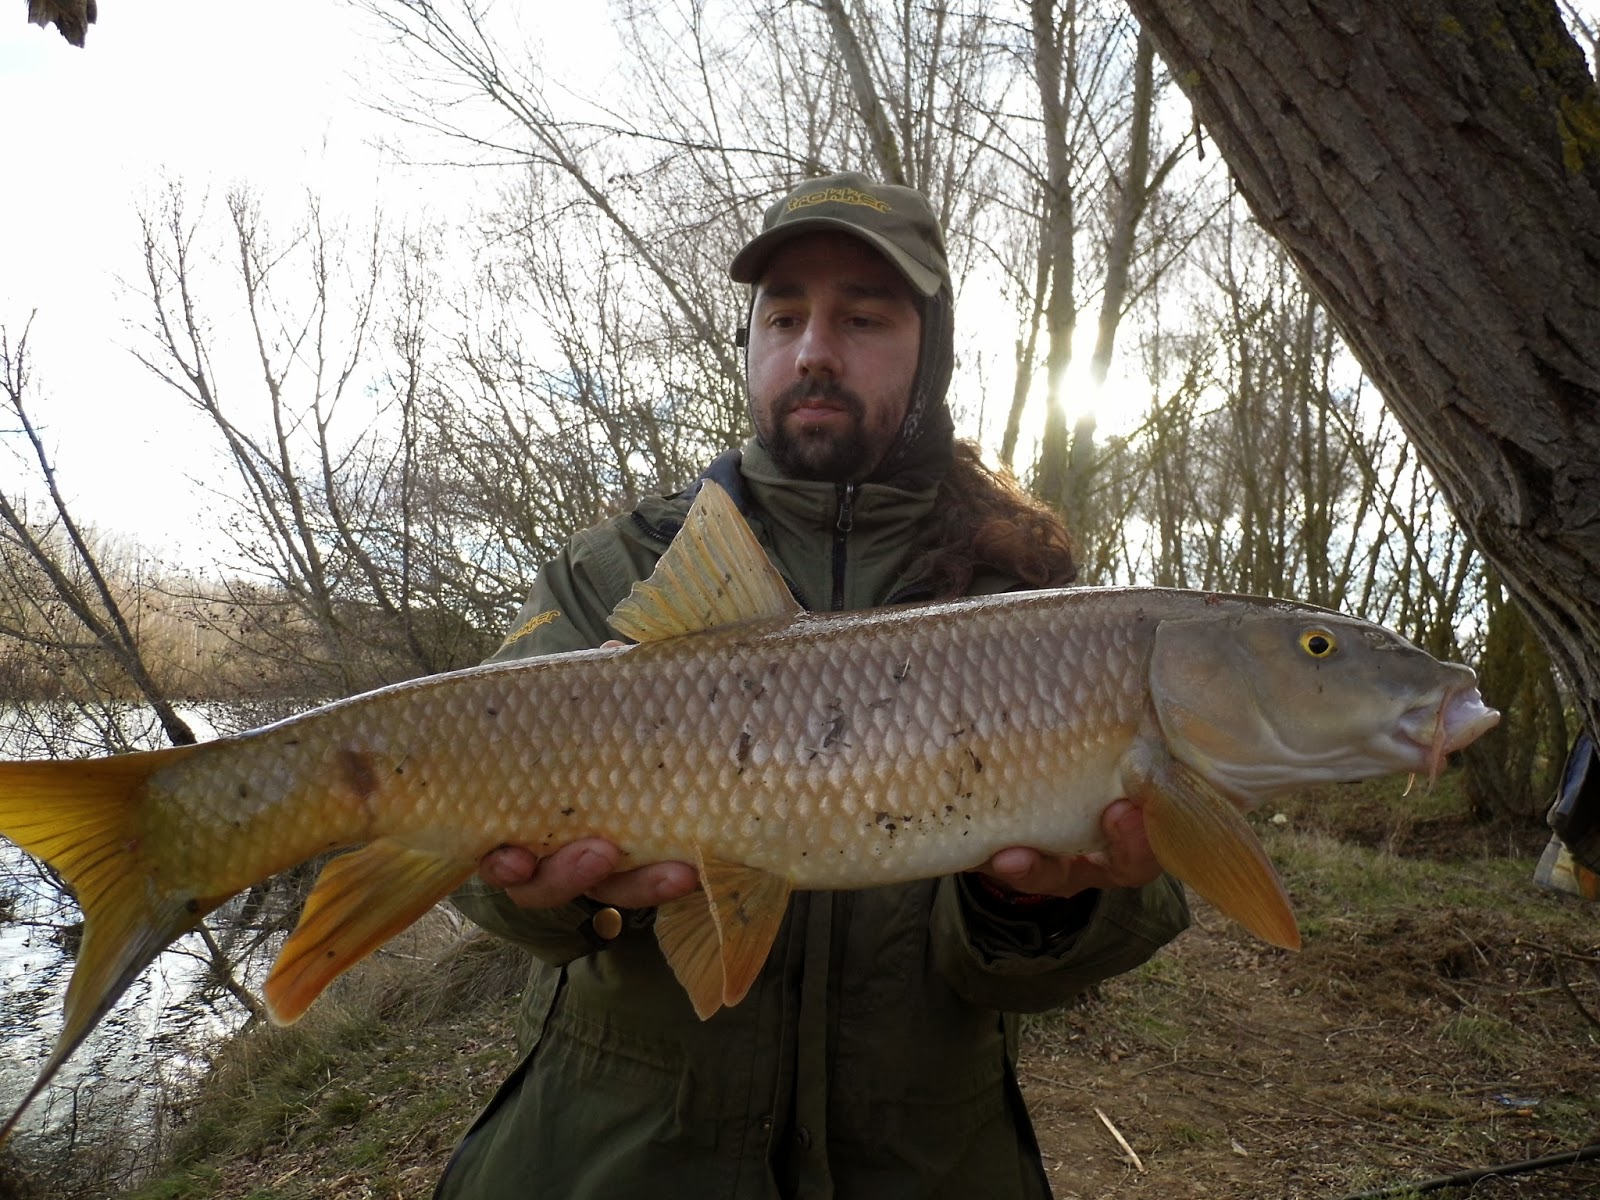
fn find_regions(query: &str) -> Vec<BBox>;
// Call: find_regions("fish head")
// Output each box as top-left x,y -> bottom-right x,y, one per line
1148,604 -> 1500,804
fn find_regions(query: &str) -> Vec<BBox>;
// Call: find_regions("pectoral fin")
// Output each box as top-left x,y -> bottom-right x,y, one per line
1130,757 -> 1300,951
263,839 -> 476,1024
654,847 -> 792,1019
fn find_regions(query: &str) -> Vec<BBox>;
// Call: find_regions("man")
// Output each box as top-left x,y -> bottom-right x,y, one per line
434,172 -> 1189,1199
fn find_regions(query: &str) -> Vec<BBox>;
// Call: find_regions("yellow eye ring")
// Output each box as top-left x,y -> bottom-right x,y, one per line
1300,628 -> 1338,658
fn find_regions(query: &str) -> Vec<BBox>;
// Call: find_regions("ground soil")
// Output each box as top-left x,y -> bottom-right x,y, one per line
1022,911 -> 1600,1198
1021,796 -> 1600,1199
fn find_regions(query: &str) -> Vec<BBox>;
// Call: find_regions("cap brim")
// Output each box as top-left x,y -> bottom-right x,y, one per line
729,219 -> 942,297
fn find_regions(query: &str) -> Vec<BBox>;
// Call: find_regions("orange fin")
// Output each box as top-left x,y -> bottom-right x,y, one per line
1131,757 -> 1301,951
699,856 -> 792,1008
654,847 -> 792,1019
0,746 -> 212,1144
263,838 -> 475,1025
655,892 -> 728,1020
608,480 -> 800,643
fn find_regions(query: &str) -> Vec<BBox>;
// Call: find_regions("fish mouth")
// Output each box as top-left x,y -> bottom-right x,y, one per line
1399,687 -> 1501,780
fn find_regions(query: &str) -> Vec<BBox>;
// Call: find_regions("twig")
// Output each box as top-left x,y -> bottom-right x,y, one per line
1094,1106 -> 1145,1172
1339,1142 -> 1600,1198
1550,953 -> 1600,1031
197,920 -> 266,1021
1515,936 -> 1600,966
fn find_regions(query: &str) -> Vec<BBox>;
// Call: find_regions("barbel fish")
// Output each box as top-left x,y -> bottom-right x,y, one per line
0,481 -> 1499,1140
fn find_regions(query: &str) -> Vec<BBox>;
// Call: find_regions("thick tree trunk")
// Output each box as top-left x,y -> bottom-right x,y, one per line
1123,0 -> 1600,738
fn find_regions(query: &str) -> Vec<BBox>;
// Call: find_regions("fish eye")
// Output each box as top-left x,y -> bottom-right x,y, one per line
1299,628 -> 1337,658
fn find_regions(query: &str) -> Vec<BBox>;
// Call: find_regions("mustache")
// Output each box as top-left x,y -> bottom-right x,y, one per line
774,379 -> 865,420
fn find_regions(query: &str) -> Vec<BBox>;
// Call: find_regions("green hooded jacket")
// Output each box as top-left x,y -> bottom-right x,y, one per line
434,441 -> 1189,1200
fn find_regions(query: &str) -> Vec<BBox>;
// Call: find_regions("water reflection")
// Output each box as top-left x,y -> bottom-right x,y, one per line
0,701 -> 307,1148
0,849 -> 239,1144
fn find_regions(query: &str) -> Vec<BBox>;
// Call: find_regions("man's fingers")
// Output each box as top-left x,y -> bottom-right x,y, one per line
1098,799 -> 1161,887
493,838 -> 620,908
490,802 -> 1162,912
973,801 -> 1162,898
976,846 -> 1085,896
985,845 -> 1040,884
479,844 -> 541,889
587,861 -> 701,909
483,839 -> 699,910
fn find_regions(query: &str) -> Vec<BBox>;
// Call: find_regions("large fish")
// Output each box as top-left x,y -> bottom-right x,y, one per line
0,482 -> 1498,1140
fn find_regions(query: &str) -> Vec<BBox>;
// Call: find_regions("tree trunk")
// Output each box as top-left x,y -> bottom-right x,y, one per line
1123,0 -> 1600,738
819,0 -> 909,186
1029,0 -> 1080,514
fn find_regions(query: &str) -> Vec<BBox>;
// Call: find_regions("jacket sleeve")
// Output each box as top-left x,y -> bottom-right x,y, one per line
930,873 -> 1190,1012
450,523 -> 660,965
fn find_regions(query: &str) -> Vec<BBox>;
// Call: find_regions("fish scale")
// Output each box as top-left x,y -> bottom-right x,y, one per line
129,597 -> 1141,906
141,593 -> 1294,893
0,481 -> 1500,1141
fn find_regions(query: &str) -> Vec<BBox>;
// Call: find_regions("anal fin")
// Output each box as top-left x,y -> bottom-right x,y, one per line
263,838 -> 475,1024
654,847 -> 792,1019
655,893 -> 727,1020
1130,757 -> 1301,951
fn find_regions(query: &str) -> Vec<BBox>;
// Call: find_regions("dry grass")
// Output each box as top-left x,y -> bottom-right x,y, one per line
1022,781 -> 1600,1198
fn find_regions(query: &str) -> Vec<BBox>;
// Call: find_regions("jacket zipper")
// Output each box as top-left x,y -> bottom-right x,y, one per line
830,483 -> 856,611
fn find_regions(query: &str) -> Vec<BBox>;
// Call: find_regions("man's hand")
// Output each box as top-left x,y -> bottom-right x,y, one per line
974,799 -> 1160,899
479,838 -> 699,910
483,799 -> 1156,910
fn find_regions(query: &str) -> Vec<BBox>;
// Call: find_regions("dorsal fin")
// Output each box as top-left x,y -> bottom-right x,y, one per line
608,480 -> 801,643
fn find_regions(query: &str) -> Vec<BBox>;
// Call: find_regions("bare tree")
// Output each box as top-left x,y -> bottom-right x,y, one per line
818,0 -> 910,185
129,183 -> 503,693
1094,208 -> 1491,647
1,322 -> 275,1180
357,0 -> 751,394
358,0 -> 1203,565
1013,1 -> 1195,545
414,164 -> 740,572
0,320 -> 196,748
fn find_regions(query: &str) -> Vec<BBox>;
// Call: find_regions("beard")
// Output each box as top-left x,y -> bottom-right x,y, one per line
760,379 -> 879,482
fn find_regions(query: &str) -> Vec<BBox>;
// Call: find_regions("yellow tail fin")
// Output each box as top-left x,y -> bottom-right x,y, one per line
0,746 -> 209,1143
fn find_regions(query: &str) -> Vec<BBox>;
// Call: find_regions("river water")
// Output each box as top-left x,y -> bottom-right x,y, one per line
0,701 -> 305,1154
0,847 -> 231,1150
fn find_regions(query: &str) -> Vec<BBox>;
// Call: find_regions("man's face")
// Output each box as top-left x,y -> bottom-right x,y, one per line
747,232 -> 922,482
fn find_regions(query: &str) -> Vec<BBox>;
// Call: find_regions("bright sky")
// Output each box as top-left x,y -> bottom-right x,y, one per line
0,2 -> 617,567
0,2 -> 1158,569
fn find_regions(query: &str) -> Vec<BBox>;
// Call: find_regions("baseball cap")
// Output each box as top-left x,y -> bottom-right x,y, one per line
729,172 -> 951,297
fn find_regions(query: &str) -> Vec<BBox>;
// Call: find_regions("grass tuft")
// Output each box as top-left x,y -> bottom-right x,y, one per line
118,911 -> 529,1200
